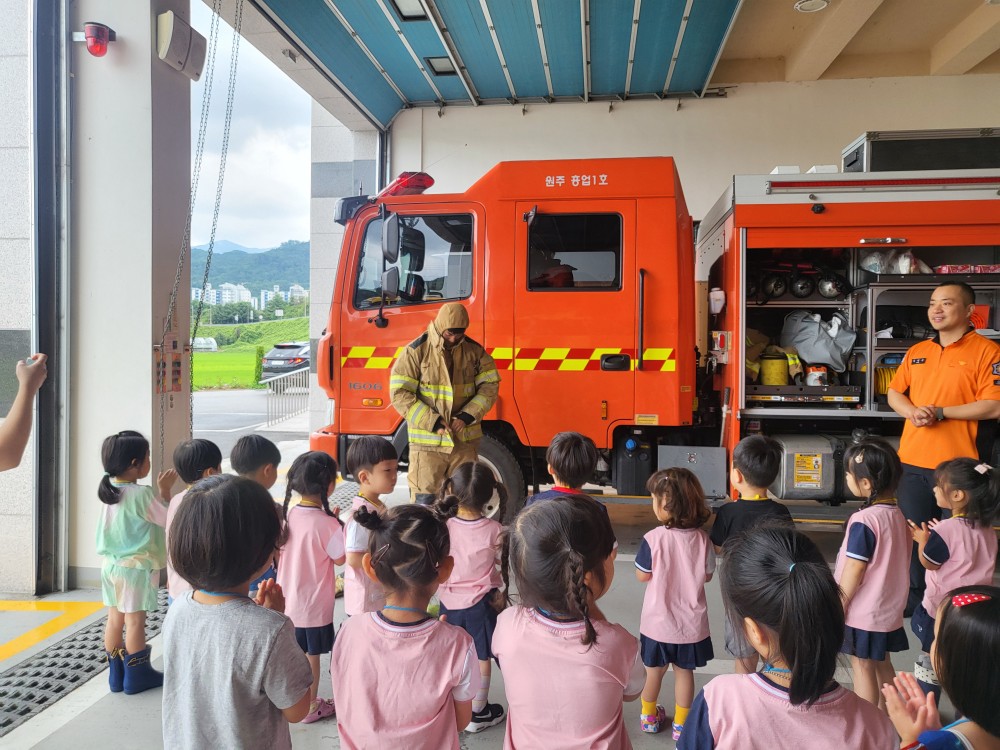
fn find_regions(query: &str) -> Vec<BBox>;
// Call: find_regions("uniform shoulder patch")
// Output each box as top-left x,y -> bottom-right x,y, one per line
992,362 -> 1000,376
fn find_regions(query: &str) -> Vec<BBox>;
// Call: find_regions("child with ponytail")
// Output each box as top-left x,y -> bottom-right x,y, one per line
834,438 -> 910,706
330,502 -> 478,750
907,458 -> 999,700
678,524 -> 896,749
97,430 -> 177,694
493,496 -> 645,750
435,463 -> 507,733
275,451 -> 346,724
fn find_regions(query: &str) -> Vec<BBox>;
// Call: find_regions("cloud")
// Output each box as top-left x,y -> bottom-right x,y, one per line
189,2 -> 312,248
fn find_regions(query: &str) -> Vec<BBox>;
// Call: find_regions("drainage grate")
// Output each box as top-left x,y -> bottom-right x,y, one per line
0,588 -> 169,738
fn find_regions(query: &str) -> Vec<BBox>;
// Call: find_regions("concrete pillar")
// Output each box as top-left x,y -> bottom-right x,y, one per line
309,102 -> 377,433
0,1 -> 37,593
68,0 -> 192,586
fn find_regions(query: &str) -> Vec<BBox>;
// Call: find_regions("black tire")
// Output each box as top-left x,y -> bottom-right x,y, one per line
477,434 -> 526,524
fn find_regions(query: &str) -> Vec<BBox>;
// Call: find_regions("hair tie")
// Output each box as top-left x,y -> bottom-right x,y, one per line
788,563 -> 796,573
103,471 -> 111,477
975,462 -> 992,475
952,592 -> 991,607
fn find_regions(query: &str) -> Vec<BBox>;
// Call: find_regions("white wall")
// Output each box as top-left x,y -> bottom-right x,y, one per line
69,0 -> 191,583
0,0 -> 36,592
388,74 -> 1000,221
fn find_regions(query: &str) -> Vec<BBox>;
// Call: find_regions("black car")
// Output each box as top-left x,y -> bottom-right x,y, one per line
261,342 -> 309,382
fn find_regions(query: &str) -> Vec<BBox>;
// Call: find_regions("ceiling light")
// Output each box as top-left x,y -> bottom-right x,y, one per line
425,56 -> 456,75
794,0 -> 830,11
389,0 -> 428,20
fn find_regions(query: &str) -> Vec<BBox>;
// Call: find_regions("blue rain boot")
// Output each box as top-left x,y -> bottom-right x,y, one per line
122,646 -> 163,695
106,648 -> 124,693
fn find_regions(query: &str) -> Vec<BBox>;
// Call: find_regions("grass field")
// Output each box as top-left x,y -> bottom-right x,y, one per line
191,317 -> 310,390
192,350 -> 262,390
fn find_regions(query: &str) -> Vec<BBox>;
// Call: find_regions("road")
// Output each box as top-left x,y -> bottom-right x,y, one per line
193,389 -> 306,456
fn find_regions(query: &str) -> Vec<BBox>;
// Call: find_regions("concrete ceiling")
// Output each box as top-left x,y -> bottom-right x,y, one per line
208,0 -> 1000,132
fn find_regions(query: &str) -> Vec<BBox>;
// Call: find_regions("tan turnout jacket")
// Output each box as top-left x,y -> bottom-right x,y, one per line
390,304 -> 500,453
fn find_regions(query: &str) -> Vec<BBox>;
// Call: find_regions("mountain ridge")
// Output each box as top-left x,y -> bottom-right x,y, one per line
191,239 -> 309,291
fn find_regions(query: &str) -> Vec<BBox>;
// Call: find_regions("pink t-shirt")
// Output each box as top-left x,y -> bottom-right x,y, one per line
492,606 -> 645,750
343,496 -> 387,616
833,503 -> 910,632
165,488 -> 191,600
275,505 -> 345,628
699,673 -> 896,749
330,612 -> 477,750
636,526 -> 715,644
922,516 -> 998,616
438,517 -> 502,611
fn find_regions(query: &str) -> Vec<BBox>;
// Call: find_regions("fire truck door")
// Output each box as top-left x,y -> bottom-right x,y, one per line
512,201 -> 636,448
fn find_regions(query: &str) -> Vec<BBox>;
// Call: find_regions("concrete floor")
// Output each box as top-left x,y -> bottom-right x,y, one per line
2,499 -> 953,750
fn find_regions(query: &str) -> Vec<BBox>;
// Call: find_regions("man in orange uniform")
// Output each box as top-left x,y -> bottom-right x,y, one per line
887,282 -> 1000,614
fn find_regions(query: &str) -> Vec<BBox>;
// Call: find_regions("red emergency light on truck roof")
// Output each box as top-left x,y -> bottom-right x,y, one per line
376,171 -> 435,198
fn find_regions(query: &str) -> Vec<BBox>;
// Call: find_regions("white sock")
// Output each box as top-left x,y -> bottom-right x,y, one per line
472,662 -> 491,712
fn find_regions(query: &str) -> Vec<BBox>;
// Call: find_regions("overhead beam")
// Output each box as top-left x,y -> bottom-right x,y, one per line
931,3 -> 1000,76
479,0 -> 517,100
581,0 -> 590,102
784,0 -> 886,82
422,0 -> 480,104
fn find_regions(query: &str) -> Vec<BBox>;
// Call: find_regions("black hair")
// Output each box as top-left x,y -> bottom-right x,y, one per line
646,467 -> 711,529
284,451 -> 338,520
843,438 -> 902,507
545,431 -> 598,489
230,434 -> 281,476
172,439 -> 223,484
721,523 -> 844,706
436,462 -> 507,518
354,501 -> 456,594
345,435 -> 398,478
500,496 -> 616,647
98,430 -> 150,505
934,280 -> 976,307
170,474 -> 284,590
732,434 -> 782,489
933,458 -> 1000,528
934,585 -> 1000,737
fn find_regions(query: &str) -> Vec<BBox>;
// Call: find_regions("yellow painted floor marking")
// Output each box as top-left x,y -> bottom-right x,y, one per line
0,601 -> 105,662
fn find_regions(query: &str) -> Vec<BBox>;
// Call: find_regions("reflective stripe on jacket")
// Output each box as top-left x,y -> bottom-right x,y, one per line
390,325 -> 500,453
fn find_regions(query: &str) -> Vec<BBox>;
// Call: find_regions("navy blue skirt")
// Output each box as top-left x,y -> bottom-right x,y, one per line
841,625 -> 909,660
640,634 -> 714,670
439,589 -> 499,661
295,623 -> 335,655
910,603 -> 936,652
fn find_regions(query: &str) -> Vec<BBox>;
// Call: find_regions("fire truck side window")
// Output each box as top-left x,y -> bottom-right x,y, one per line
353,214 -> 474,309
527,214 -> 622,290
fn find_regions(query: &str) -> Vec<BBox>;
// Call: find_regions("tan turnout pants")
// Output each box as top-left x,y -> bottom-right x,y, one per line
408,440 -> 479,503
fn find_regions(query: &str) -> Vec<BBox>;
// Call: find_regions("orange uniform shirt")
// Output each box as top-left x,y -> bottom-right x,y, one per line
889,330 -> 1000,469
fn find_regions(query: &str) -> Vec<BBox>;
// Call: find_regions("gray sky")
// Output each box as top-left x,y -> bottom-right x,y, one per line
189,2 -> 311,249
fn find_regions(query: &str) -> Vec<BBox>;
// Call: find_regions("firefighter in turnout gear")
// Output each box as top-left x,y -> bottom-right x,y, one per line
390,303 -> 501,503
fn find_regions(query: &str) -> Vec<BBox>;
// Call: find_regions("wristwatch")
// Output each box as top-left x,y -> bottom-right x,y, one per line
936,407 -> 945,422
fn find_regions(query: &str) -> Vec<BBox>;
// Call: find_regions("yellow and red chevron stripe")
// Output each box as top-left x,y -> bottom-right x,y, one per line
342,346 -> 675,372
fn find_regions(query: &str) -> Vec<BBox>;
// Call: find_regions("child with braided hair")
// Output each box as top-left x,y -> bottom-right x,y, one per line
492,496 -> 645,750
329,501 -> 479,750
275,451 -> 345,724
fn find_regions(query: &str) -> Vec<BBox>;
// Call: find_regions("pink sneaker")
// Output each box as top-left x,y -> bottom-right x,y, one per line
301,698 -> 336,724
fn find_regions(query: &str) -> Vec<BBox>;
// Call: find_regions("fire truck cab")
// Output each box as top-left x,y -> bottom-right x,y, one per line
312,157 -> 713,517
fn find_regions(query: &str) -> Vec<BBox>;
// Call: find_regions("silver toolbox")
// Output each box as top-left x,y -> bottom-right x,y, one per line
657,446 -> 728,500
769,435 -> 837,501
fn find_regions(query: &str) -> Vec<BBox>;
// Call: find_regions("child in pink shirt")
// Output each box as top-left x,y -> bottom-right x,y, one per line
343,436 -> 397,616
493,496 -> 645,750
678,524 -> 896,750
165,439 -> 222,602
908,457 -> 999,700
436,462 -> 506,733
275,451 -> 345,724
635,468 -> 715,741
833,438 -> 910,707
330,503 -> 478,750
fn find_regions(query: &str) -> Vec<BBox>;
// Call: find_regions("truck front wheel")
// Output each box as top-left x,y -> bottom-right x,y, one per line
477,435 -> 526,523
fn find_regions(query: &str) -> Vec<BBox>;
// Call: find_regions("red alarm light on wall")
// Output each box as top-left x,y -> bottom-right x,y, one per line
83,23 -> 116,57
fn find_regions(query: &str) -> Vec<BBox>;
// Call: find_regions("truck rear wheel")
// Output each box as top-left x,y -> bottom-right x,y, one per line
477,435 -> 525,523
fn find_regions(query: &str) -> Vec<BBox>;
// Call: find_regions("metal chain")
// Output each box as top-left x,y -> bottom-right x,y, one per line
157,0 -> 224,466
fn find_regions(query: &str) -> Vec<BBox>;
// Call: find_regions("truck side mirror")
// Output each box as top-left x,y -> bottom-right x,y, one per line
382,213 -> 400,263
381,266 -> 400,299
